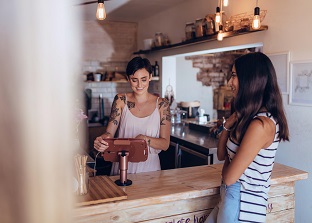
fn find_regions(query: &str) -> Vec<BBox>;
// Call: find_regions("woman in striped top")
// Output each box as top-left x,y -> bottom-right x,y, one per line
205,52 -> 289,223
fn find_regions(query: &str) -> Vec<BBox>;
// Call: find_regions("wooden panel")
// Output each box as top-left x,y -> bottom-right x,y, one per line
139,208 -> 295,223
267,194 -> 294,214
269,182 -> 294,197
75,176 -> 127,206
267,209 -> 294,223
139,209 -> 212,223
75,195 -> 219,223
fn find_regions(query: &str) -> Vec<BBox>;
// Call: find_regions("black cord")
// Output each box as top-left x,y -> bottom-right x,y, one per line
93,151 -> 101,176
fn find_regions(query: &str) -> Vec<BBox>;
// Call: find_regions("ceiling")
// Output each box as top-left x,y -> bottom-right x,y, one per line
75,0 -> 188,22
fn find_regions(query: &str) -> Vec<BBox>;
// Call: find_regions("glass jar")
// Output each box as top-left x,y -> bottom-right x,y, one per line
195,18 -> 204,38
154,32 -> 164,47
204,16 -> 215,36
224,20 -> 234,32
240,18 -> 250,31
185,22 -> 195,40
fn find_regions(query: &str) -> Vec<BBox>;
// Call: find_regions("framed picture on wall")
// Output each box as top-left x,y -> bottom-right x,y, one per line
267,51 -> 290,94
289,60 -> 312,106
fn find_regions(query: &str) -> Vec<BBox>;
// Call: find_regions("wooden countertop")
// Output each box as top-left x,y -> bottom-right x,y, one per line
74,163 -> 308,220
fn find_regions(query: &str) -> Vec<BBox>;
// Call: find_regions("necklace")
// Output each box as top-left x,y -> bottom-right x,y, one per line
135,95 -> 149,111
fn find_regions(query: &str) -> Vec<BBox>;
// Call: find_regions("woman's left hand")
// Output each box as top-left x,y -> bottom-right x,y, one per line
135,134 -> 145,140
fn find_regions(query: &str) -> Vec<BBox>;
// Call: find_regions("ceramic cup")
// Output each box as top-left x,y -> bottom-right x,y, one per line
143,38 -> 153,50
94,73 -> 102,82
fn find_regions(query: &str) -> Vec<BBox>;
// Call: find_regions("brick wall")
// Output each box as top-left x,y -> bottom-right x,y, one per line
81,20 -> 159,119
185,52 -> 242,87
82,20 -> 137,63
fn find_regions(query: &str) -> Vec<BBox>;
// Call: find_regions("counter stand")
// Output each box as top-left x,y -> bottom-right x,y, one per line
102,138 -> 148,186
116,151 -> 131,186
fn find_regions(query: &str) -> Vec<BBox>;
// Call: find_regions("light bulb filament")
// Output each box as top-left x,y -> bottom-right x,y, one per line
96,2 -> 106,20
215,7 -> 221,23
252,6 -> 261,29
217,25 -> 223,41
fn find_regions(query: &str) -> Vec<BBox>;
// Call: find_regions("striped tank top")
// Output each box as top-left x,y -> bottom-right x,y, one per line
226,112 -> 280,223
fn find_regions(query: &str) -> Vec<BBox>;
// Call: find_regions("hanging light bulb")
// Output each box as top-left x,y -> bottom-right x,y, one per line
252,6 -> 261,29
223,0 -> 229,7
215,6 -> 221,23
96,0 -> 106,20
217,25 -> 224,41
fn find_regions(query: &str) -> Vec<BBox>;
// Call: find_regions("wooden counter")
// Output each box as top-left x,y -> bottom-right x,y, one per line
73,163 -> 308,223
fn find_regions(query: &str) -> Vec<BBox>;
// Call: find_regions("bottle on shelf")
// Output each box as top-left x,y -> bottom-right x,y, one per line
154,61 -> 159,77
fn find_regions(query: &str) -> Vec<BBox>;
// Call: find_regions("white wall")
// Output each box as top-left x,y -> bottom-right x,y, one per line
138,0 -> 312,221
175,57 -> 214,118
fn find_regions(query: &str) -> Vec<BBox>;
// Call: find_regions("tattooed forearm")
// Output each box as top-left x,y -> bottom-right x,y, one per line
109,95 -> 121,125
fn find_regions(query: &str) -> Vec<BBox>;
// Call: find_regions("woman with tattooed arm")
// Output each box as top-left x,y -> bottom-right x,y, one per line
94,57 -> 171,175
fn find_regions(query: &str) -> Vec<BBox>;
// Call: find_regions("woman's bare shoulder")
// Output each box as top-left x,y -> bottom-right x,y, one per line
253,115 -> 276,129
114,93 -> 127,106
157,96 -> 170,108
248,116 -> 276,143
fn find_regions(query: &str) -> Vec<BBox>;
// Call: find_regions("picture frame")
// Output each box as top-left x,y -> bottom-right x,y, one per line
267,51 -> 290,94
289,60 -> 312,106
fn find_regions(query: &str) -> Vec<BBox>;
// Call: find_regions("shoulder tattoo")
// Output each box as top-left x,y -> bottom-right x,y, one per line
120,95 -> 126,104
127,101 -> 135,110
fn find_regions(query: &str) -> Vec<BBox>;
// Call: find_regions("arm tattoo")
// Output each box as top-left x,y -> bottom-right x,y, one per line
160,117 -> 166,125
159,99 -> 171,125
120,95 -> 126,104
127,101 -> 135,110
109,95 -> 121,125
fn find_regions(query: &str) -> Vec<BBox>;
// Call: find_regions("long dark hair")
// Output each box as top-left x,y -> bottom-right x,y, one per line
232,52 -> 289,143
126,56 -> 153,76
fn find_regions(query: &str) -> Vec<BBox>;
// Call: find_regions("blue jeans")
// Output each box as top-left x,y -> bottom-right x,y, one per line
205,181 -> 241,223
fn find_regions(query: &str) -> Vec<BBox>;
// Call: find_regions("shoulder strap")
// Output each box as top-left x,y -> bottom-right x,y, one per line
254,112 -> 277,125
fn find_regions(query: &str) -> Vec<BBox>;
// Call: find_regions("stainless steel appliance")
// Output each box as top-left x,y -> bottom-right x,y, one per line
180,101 -> 200,118
170,141 -> 215,168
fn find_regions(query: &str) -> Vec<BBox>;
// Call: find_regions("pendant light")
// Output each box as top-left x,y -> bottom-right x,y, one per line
252,0 -> 261,29
216,0 -> 224,41
215,6 -> 221,23
223,0 -> 229,7
96,0 -> 106,20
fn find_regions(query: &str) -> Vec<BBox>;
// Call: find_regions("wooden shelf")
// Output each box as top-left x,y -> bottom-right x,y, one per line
84,80 -> 127,83
151,76 -> 159,81
133,25 -> 268,55
84,77 -> 159,82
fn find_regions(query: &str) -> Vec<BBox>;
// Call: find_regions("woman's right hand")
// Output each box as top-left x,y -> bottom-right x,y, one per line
94,136 -> 109,153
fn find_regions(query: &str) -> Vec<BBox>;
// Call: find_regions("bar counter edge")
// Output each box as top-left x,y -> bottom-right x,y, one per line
74,163 -> 308,223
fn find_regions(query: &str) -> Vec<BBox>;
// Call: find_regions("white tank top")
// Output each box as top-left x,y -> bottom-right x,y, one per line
110,95 -> 161,175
